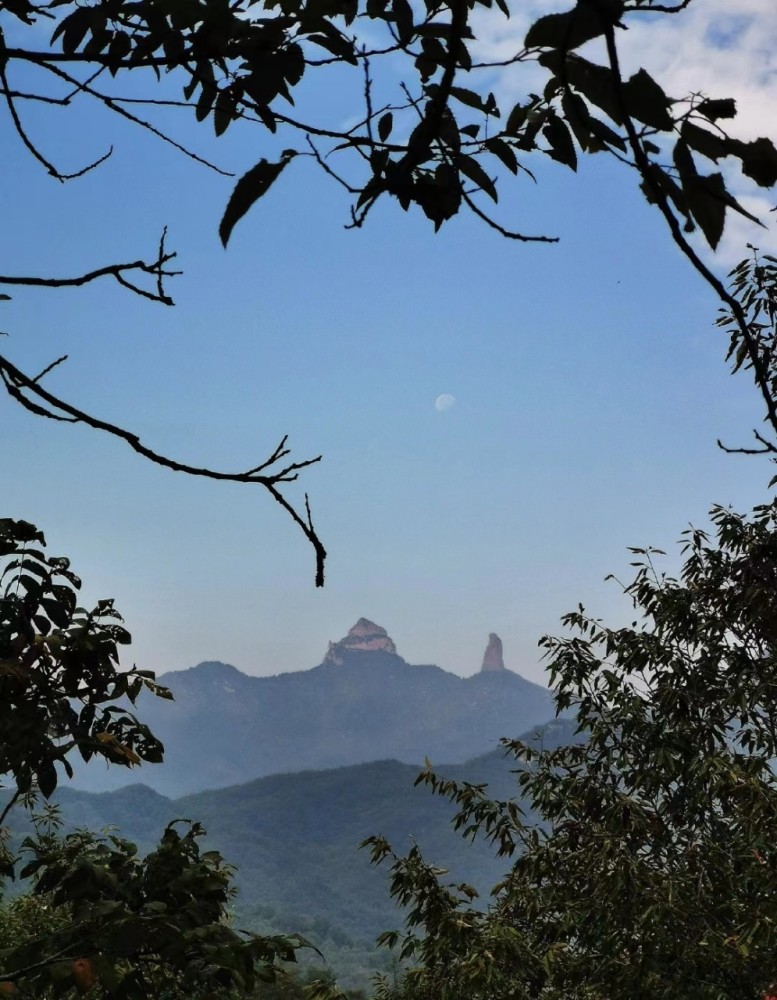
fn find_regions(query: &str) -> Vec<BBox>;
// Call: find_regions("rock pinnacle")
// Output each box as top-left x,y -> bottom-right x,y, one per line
480,632 -> 506,672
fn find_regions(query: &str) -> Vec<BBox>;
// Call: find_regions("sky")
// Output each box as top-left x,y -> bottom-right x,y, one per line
2,0 -> 777,686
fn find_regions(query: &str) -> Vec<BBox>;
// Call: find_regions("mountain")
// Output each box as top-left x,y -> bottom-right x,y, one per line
72,620 -> 554,797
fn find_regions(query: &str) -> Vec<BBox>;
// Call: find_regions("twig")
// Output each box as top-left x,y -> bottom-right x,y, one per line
32,60 -> 233,177
0,355 -> 327,585
305,136 -> 359,194
0,51 -> 110,180
0,789 -> 22,827
31,354 -> 68,384
0,236 -> 180,306
460,188 -> 558,243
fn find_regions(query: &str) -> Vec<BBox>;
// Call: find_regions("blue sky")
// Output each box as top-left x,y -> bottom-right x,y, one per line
3,1 -> 776,684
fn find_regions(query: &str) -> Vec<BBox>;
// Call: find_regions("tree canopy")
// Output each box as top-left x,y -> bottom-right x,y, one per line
0,520 -> 315,1000
3,0 -> 777,581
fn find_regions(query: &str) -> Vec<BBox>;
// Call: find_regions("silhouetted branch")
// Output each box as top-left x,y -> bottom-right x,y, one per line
461,188 -> 558,243
0,51 -> 111,180
717,430 -> 777,456
602,23 -> 777,449
27,60 -> 233,177
0,355 -> 327,585
0,231 -> 180,306
0,789 -> 21,827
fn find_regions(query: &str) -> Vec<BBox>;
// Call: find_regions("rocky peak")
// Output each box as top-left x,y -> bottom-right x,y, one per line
480,632 -> 506,672
324,618 -> 398,665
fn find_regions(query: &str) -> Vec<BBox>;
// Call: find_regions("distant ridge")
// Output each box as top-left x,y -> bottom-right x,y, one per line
70,620 -> 554,797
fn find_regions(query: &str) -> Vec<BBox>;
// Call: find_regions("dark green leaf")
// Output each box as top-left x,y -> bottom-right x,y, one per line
543,52 -> 622,125
219,155 -> 296,247
682,121 -> 727,163
449,86 -> 496,115
683,171 -> 727,249
36,760 -> 57,798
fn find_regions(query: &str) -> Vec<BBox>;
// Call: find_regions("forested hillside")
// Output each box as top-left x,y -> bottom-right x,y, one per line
6,719 -> 575,988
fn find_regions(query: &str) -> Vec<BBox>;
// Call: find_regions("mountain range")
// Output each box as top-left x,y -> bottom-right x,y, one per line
73,619 -> 555,797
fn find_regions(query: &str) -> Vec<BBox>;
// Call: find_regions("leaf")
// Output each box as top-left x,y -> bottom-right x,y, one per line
697,97 -> 737,121
36,759 -> 57,798
623,69 -> 673,131
449,86 -> 497,116
51,6 -> 92,54
378,112 -> 393,143
681,121 -> 727,163
213,88 -> 235,137
543,52 -> 622,125
525,1 -> 624,52
485,137 -> 518,174
195,82 -> 217,123
505,103 -> 527,136
308,29 -> 357,64
683,171 -> 727,249
456,154 -> 498,202
728,137 -> 777,188
219,154 -> 295,247
392,0 -> 414,45
543,115 -> 577,170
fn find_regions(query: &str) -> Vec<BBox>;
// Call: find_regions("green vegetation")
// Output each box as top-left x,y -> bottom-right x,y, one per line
0,519 -> 315,999
5,0 -> 777,996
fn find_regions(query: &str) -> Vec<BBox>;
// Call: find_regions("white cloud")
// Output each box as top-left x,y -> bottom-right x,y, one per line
469,0 -> 777,263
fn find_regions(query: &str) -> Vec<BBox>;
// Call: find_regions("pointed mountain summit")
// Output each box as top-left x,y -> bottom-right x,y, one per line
480,632 -> 506,672
324,617 -> 399,665
69,620 -> 555,797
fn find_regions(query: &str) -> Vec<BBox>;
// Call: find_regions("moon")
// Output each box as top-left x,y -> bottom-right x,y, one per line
435,393 -> 456,412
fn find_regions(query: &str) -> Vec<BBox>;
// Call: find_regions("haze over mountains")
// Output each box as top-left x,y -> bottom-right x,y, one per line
74,619 -> 555,797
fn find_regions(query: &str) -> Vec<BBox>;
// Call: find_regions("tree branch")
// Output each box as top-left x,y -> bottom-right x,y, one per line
0,233 -> 180,306
602,24 -> 777,447
0,355 -> 327,586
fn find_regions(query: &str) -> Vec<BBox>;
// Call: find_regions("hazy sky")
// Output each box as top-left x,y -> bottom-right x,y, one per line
3,1 -> 776,686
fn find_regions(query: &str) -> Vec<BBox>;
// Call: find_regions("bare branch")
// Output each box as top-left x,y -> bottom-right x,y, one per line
717,430 -> 777,456
0,233 -> 180,306
31,354 -> 68,383
0,355 -> 327,585
461,188 -> 558,243
624,0 -> 694,11
0,50 -> 110,180
26,60 -> 234,177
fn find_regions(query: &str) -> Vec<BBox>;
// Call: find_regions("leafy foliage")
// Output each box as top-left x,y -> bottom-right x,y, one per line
0,518 -> 170,804
0,522 -> 312,999
3,0 -> 776,240
0,809 -> 307,999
